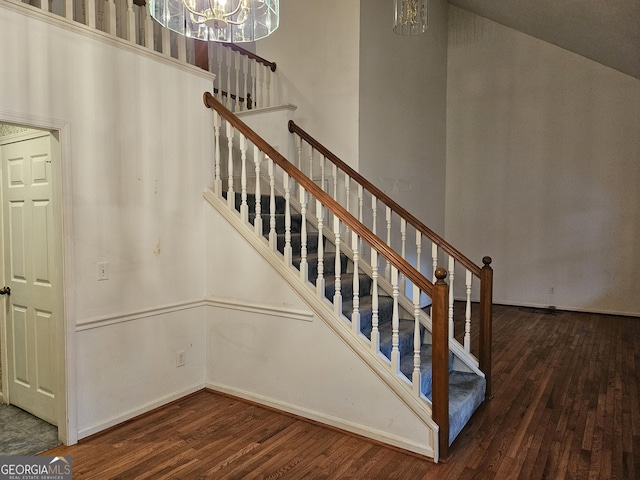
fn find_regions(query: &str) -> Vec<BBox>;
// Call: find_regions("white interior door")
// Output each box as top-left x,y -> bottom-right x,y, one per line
1,132 -> 62,425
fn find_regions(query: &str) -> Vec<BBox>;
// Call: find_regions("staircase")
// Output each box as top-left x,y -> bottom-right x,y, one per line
227,189 -> 487,446
204,92 -> 494,461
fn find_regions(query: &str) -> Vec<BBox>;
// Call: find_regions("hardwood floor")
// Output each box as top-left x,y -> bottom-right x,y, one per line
44,304 -> 640,479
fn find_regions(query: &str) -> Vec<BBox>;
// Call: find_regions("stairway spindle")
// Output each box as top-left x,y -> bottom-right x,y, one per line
412,285 -> 422,397
308,145 -> 314,181
234,50 -> 240,111
320,155 -> 326,192
241,55 -> 248,112
316,201 -> 325,297
351,231 -> 360,334
240,135 -> 248,222
371,196 -> 377,236
216,45 -> 224,103
431,243 -> 438,283
226,122 -> 235,210
448,256 -> 455,339
253,146 -> 262,236
295,133 -> 302,171
391,266 -> 400,374
385,207 -> 392,280
416,231 -> 422,279
465,270 -> 473,353
268,157 -> 276,250
370,249 -> 380,354
225,48 -> 232,109
299,186 -> 308,281
126,0 -> 136,42
213,111 -> 221,195
400,218 -> 407,294
333,216 -> 342,316
284,171 -> 292,265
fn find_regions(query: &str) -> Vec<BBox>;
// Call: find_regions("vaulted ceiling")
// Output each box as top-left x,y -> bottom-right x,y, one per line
448,0 -> 640,80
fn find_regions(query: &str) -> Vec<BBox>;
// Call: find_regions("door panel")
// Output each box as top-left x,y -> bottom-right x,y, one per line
1,133 -> 59,425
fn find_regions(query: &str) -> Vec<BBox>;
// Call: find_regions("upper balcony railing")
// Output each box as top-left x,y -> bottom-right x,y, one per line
4,0 -> 278,112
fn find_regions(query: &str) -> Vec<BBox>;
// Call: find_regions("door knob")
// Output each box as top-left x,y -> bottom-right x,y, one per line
0,286 -> 10,296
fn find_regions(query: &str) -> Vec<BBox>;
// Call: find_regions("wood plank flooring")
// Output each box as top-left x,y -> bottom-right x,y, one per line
44,304 -> 640,479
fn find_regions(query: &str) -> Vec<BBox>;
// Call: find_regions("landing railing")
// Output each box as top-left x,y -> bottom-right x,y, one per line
288,121 -> 494,398
3,0 -> 278,111
204,91 -> 454,458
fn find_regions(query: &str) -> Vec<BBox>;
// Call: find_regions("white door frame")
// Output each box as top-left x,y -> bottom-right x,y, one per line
0,110 -> 77,446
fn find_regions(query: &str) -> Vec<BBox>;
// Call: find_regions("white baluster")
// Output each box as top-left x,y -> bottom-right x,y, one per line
65,0 -> 73,20
86,0 -> 96,28
253,147 -> 263,237
351,231 -> 360,334
370,249 -> 380,354
320,155 -> 326,192
358,184 -> 364,253
371,196 -> 378,236
448,256 -> 455,339
106,0 -> 116,35
226,48 -> 232,109
385,207 -> 392,279
431,243 -> 438,283
333,216 -> 342,315
126,0 -> 136,42
295,134 -> 302,171
345,175 -> 351,213
177,34 -> 186,62
248,58 -> 256,109
299,187 -> 308,282
216,45 -> 224,102
257,65 -> 265,108
400,218 -> 407,293
268,158 -> 276,249
226,121 -> 235,210
265,66 -> 272,107
41,0 -> 50,13
308,145 -> 314,180
316,201 -> 325,297
465,270 -> 473,353
143,6 -> 153,48
412,285 -> 423,397
284,171 -> 292,265
242,55 -> 248,111
391,266 -> 400,374
239,135 -> 248,222
416,231 -> 422,278
161,27 -> 170,56
234,51 -> 241,111
213,111 -> 222,195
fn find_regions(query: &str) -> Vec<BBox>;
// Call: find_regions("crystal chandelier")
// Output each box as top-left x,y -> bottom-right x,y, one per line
393,0 -> 428,36
149,0 -> 279,43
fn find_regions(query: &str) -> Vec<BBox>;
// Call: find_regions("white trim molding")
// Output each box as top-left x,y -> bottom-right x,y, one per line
205,297 -> 314,323
76,299 -> 207,331
206,382 -> 435,459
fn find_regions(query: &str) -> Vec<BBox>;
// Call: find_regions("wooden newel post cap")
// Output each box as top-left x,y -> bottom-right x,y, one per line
435,267 -> 448,282
483,256 -> 492,268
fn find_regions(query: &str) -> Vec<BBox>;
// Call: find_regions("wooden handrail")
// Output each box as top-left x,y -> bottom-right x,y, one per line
222,43 -> 277,72
288,120 -> 482,278
204,91 -> 432,297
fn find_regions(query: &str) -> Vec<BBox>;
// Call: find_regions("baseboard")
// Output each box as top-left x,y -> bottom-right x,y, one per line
205,381 -> 435,459
77,383 -> 205,439
494,300 -> 640,318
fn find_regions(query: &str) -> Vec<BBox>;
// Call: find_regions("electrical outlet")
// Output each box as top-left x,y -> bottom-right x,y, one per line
176,350 -> 185,367
98,262 -> 109,281
549,286 -> 555,295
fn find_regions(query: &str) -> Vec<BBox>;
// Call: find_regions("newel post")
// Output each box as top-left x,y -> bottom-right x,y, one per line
432,267 -> 449,460
479,256 -> 493,399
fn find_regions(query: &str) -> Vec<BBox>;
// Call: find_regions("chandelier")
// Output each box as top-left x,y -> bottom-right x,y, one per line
148,0 -> 279,43
393,0 -> 428,36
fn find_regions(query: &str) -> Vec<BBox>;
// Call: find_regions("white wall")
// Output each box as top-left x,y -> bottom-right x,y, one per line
359,0 -> 450,234
255,0 -> 361,167
204,206 -> 435,457
0,5 -> 214,436
445,7 -> 640,315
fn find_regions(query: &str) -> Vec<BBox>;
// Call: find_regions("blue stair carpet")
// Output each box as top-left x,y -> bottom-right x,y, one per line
224,191 -> 485,445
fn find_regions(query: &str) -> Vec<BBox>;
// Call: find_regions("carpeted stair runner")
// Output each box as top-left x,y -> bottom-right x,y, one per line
225,191 -> 485,445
